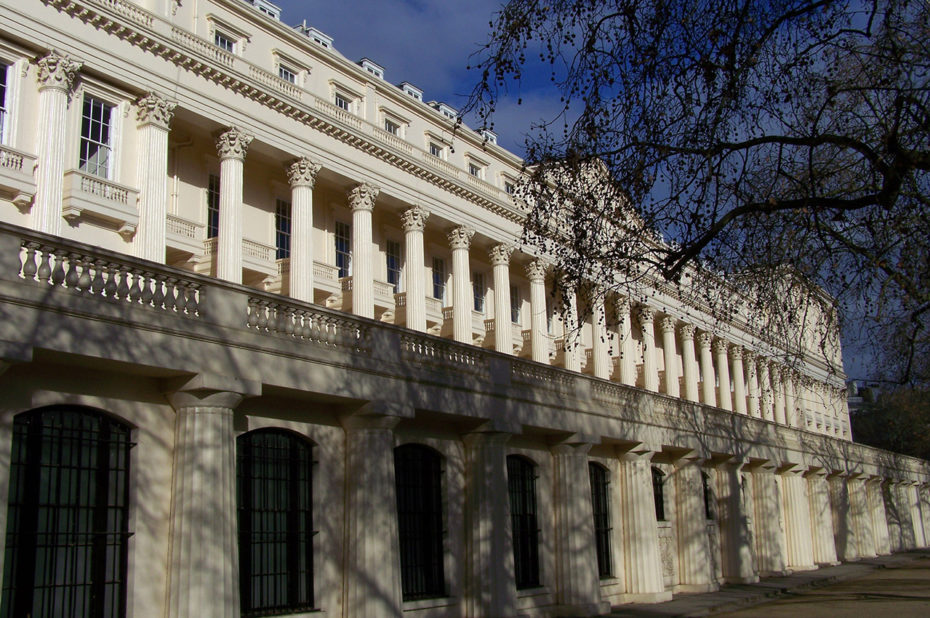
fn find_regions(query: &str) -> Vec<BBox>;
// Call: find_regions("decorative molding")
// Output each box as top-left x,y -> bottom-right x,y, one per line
135,92 -> 176,129
214,126 -> 253,160
679,323 -> 696,340
489,243 -> 513,266
524,259 -> 547,282
660,316 -> 676,334
713,338 -> 729,355
400,206 -> 429,232
447,226 -> 475,250
347,183 -> 379,211
637,305 -> 655,324
35,49 -> 81,92
285,156 -> 321,188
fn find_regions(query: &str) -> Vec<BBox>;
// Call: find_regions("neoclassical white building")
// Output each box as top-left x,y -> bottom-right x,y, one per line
0,1 -> 927,617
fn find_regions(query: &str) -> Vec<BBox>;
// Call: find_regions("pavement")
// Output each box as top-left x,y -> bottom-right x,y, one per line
601,550 -> 930,617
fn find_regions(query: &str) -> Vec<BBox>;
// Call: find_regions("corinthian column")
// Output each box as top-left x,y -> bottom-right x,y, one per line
285,156 -> 321,302
134,93 -> 176,262
591,292 -> 610,379
490,244 -> 514,354
618,448 -> 669,601
215,127 -> 253,284
730,346 -> 747,414
829,474 -> 859,562
562,282 -> 581,372
714,339 -> 732,411
698,332 -> 717,406
347,183 -> 379,318
616,298 -> 636,385
758,360 -> 774,421
448,226 -> 475,343
525,260 -> 549,364
661,317 -> 680,397
401,206 -> 430,332
680,324 -> 699,403
772,365 -> 787,425
638,306 -> 659,392
34,51 -> 82,235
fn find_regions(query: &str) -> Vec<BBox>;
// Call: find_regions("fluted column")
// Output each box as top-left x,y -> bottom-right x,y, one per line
490,244 -> 514,354
215,127 -> 253,284
745,352 -> 760,417
679,325 -> 699,403
829,474 -> 858,561
591,293 -> 610,379
618,448 -> 669,600
896,482 -> 917,549
165,375 -> 259,618
660,317 -> 680,397
919,484 -> 930,549
772,365 -> 787,425
781,468 -> 816,570
751,465 -> 787,576
401,206 -> 430,332
730,346 -> 747,415
758,360 -> 773,421
616,298 -> 636,386
134,93 -> 176,262
552,442 -> 603,614
285,156 -> 321,302
676,456 -> 715,590
342,404 -> 404,617
638,307 -> 658,392
348,183 -> 379,318
448,226 -> 475,343
714,339 -> 732,411
867,478 -> 892,555
784,370 -> 798,428
907,483 -> 924,548
34,51 -> 82,235
807,470 -> 839,565
464,431 -> 516,617
562,283 -> 581,372
525,260 -> 548,363
716,461 -> 758,583
698,332 -> 717,407
849,477 -> 876,557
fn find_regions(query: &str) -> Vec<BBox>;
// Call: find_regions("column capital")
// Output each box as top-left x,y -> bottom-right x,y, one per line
489,243 -> 514,266
348,182 -> 379,211
286,156 -> 322,188
615,295 -> 631,317
636,305 -> 655,324
214,126 -> 253,161
729,344 -> 744,361
524,259 -> 547,282
679,323 -> 696,341
135,92 -> 176,129
770,366 -> 783,385
697,331 -> 714,350
36,50 -> 82,93
660,315 -> 676,334
712,337 -> 729,355
401,205 -> 430,232
163,373 -> 260,410
447,225 -> 475,250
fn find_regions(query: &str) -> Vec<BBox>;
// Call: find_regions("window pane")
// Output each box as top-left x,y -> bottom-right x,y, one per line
472,273 -> 484,313
394,445 -> 445,600
79,96 -> 112,179
207,174 -> 220,239
386,240 -> 401,293
275,200 -> 291,259
432,258 -> 445,302
0,64 -> 8,144
335,222 -> 351,278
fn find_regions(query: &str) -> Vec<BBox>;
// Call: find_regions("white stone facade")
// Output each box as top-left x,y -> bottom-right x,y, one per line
0,2 -> 927,618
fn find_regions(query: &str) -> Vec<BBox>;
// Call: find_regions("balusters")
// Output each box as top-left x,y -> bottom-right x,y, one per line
36,246 -> 52,283
91,260 -> 106,296
21,243 -> 38,279
50,249 -> 66,286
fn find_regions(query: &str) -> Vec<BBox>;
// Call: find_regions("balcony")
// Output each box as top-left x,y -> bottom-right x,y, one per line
0,145 -> 36,212
166,214 -> 204,255
61,170 -> 139,239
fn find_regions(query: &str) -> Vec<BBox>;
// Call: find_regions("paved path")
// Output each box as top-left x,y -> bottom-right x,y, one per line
602,550 -> 930,617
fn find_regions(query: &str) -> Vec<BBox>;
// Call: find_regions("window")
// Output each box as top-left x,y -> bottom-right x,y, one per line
394,445 -> 445,600
334,93 -> 350,111
278,65 -> 297,84
401,82 -> 423,101
507,455 -> 540,589
652,466 -> 666,522
384,119 -> 399,135
429,142 -> 443,158
386,240 -> 402,293
237,430 -> 314,616
335,221 -> 351,278
214,31 -> 235,53
589,463 -> 612,578
432,257 -> 445,302
504,181 -> 516,195
472,272 -> 485,313
207,174 -> 220,239
510,285 -> 521,323
275,199 -> 291,259
0,63 -> 8,144
79,95 -> 113,179
468,163 -> 481,178
1,406 -> 132,618
701,471 -> 714,520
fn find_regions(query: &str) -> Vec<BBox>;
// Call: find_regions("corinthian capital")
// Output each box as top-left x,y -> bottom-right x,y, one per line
447,225 -> 475,250
524,259 -> 547,282
36,50 -> 82,93
135,93 -> 176,130
489,243 -> 514,266
660,316 -> 677,334
729,345 -> 744,361
679,323 -> 696,341
712,338 -> 729,355
286,156 -> 322,188
636,305 -> 655,324
401,205 -> 430,232
215,127 -> 253,161
697,331 -> 714,350
347,183 -> 379,211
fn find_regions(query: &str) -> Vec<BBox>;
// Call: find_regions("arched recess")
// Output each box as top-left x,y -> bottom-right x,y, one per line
507,454 -> 540,589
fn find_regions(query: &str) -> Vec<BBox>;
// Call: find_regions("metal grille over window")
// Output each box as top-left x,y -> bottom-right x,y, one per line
236,430 -> 314,617
507,455 -> 540,589
394,444 -> 445,600
79,96 -> 113,179
275,199 -> 291,259
335,221 -> 351,278
652,466 -> 666,522
207,174 -> 220,239
589,463 -> 613,578
0,406 -> 132,618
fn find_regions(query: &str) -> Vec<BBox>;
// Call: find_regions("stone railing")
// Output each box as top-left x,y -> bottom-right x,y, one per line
170,26 -> 235,68
247,295 -> 369,354
85,0 -> 154,28
0,144 -> 34,174
248,65 -> 302,99
313,261 -> 338,282
311,95 -> 363,130
242,238 -> 275,263
399,333 -> 490,379
166,214 -> 200,240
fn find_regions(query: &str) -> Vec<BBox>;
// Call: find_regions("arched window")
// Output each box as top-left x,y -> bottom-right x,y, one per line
507,455 -> 540,589
652,466 -> 666,522
237,429 -> 314,616
588,463 -> 612,578
394,444 -> 445,600
702,471 -> 715,520
1,406 -> 132,618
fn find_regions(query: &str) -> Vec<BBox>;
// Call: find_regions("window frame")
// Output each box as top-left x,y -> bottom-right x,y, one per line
589,462 -> 613,578
472,271 -> 485,314
78,94 -> 116,179
431,257 -> 446,303
510,284 -> 521,324
507,455 -> 541,590
386,238 -> 402,293
207,173 -> 220,239
334,220 -> 352,278
0,61 -> 9,145
275,198 -> 291,260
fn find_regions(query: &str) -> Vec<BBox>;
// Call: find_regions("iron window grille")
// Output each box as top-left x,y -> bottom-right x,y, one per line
79,95 -> 113,179
589,463 -> 613,578
207,174 -> 220,239
335,221 -> 351,278
275,199 -> 291,259
652,466 -> 666,522
1,406 -> 133,618
236,429 -> 315,617
394,444 -> 446,600
507,455 -> 540,589
702,471 -> 715,520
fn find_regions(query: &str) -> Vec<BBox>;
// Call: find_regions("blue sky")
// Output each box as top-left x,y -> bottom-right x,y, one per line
272,0 -> 558,156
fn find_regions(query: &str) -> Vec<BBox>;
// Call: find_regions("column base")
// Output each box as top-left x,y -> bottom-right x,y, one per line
553,600 -> 611,616
722,575 -> 760,584
617,591 -> 673,604
675,582 -> 719,593
816,560 -> 841,566
786,564 -> 818,573
757,569 -> 789,578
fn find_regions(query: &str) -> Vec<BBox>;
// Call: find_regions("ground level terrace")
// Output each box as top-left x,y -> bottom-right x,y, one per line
0,221 -> 928,618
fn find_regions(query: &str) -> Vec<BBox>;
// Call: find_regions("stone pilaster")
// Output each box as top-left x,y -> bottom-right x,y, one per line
638,306 -> 658,392
867,478 -> 892,555
772,365 -> 787,425
618,448 -> 670,601
448,226 -> 475,343
525,260 -> 549,363
215,127 -> 253,284
164,374 -> 260,618
828,474 -> 858,561
675,456 -> 716,591
285,156 -> 321,303
401,206 -> 430,332
679,324 -> 699,403
848,477 -> 877,558
347,183 -> 379,318
698,332 -> 717,407
342,403 -> 404,617
551,442 -> 605,615
616,297 -> 636,386
490,243 -> 514,354
134,93 -> 176,262
716,460 -> 758,583
660,316 -> 680,397
34,51 -> 82,235
562,282 -> 581,372
591,292 -> 610,379
751,464 -> 787,576
807,469 -> 839,565
463,431 -> 516,618
713,339 -> 732,411
745,352 -> 760,418
730,346 -> 747,415
781,468 -> 817,571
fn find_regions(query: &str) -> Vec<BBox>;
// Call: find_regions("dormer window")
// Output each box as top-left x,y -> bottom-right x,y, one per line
400,82 -> 423,101
480,129 -> 498,145
253,0 -> 281,20
430,101 -> 458,121
297,24 -> 334,49
359,58 -> 385,80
